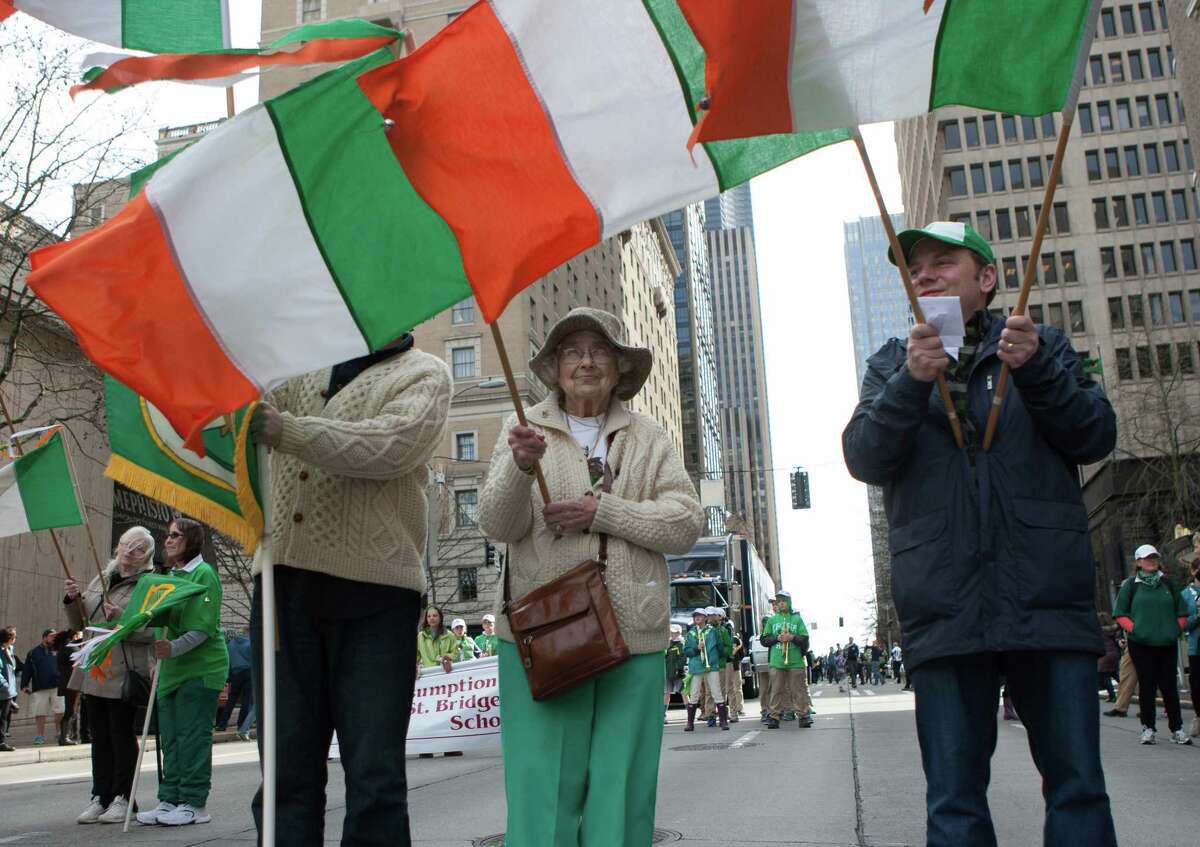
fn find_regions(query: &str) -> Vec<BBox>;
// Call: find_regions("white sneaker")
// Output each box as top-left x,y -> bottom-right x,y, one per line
1170,729 -> 1193,745
158,803 -> 211,826
97,796 -> 129,824
76,796 -> 105,824
136,800 -> 176,825
1140,727 -> 1157,745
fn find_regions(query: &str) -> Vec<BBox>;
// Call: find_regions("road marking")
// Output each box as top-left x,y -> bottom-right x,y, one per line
863,688 -> 876,696
730,730 -> 760,750
813,690 -> 824,697
0,835 -> 52,844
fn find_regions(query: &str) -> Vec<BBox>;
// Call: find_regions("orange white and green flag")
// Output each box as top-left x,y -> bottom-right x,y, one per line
0,428 -> 82,539
0,0 -> 230,52
28,0 -> 847,452
681,0 -> 1100,145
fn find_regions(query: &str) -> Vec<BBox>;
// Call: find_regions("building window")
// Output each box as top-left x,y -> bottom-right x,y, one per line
1110,53 -> 1126,83
1182,241 -> 1198,271
1079,104 -> 1095,134
1155,93 -> 1171,123
451,299 -> 475,325
1161,242 -> 1178,274
1120,5 -> 1137,33
963,117 -> 980,147
1002,114 -> 1018,141
1178,343 -> 1195,376
1098,101 -> 1113,130
982,115 -> 999,145
1008,159 -> 1025,190
1093,198 -> 1110,229
1085,150 -> 1102,181
947,166 -> 967,197
1041,253 -> 1058,286
996,209 -> 1013,240
1116,98 -> 1132,129
1139,1 -> 1156,30
300,0 -> 322,22
988,161 -> 1005,192
1041,114 -> 1055,137
1026,158 -> 1044,188
1149,292 -> 1165,325
1141,243 -> 1157,274
1116,348 -> 1133,381
1132,194 -> 1149,225
1029,304 -> 1045,323
1124,146 -> 1141,177
1113,196 -> 1129,227
1136,96 -> 1153,127
1136,345 -> 1153,377
1068,301 -> 1086,333
1121,244 -> 1139,276
1172,190 -> 1189,222
1129,51 -> 1145,80
1163,140 -> 1180,171
1003,257 -> 1019,289
1157,344 -> 1174,375
1089,55 -> 1106,85
1053,202 -> 1070,233
941,120 -> 961,150
457,567 -> 479,601
1021,115 -> 1038,141
1143,143 -> 1161,175
1048,303 -> 1065,331
1148,47 -> 1164,78
451,345 -> 477,380
970,163 -> 987,194
455,489 -> 479,528
1168,291 -> 1185,323
1101,247 -> 1117,280
1104,147 -> 1121,179
455,432 -> 477,461
1062,250 -> 1078,283
1015,207 -> 1032,238
1109,296 -> 1125,329
1152,192 -> 1168,224
975,210 -> 993,241
1100,8 -> 1116,37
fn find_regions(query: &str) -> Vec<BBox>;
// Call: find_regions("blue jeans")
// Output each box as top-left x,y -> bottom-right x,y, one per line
912,651 -> 1116,847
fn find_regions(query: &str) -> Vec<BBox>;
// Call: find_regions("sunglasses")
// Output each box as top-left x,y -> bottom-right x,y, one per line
165,531 -> 184,540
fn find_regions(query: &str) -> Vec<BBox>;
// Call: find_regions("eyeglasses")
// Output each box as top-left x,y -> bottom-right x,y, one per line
165,531 -> 184,540
558,346 -> 614,365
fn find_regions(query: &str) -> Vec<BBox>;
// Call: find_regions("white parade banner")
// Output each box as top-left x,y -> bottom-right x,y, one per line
330,656 -> 501,760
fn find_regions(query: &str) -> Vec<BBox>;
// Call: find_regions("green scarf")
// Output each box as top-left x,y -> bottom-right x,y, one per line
1135,568 -> 1164,588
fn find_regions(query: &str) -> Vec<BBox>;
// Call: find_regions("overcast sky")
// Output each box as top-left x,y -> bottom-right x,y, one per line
16,7 -> 907,653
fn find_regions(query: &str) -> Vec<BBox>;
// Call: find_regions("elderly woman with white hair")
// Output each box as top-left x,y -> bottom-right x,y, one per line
63,525 -> 158,825
479,307 -> 704,847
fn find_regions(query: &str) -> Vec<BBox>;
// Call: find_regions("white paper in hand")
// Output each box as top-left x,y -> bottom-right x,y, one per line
918,297 -> 966,360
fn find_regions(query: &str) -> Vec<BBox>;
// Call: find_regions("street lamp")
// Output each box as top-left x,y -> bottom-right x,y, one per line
453,377 -> 505,399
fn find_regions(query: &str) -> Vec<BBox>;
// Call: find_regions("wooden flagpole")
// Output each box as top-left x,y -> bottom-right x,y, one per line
490,322 -> 553,505
60,435 -> 111,604
256,442 -> 277,847
122,663 -> 160,832
982,111 -> 1076,450
852,130 -> 965,449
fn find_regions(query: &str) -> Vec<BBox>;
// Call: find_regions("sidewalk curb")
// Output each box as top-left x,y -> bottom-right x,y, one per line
0,730 -> 247,769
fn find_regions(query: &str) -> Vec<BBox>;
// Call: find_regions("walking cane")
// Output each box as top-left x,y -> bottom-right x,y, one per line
123,663 -> 160,832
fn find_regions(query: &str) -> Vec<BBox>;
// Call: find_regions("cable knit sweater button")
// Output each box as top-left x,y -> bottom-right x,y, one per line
298,471 -> 309,481
293,512 -> 303,523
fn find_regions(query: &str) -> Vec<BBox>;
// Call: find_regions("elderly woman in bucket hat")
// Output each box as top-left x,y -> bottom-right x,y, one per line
479,307 -> 704,847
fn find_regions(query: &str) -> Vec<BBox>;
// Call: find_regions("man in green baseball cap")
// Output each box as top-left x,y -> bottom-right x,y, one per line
843,215 -> 1119,845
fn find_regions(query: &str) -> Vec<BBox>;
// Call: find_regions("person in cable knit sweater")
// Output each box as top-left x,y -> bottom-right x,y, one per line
478,308 -> 704,847
247,334 -> 450,847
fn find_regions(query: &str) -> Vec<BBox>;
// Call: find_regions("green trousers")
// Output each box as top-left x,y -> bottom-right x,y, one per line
498,641 -> 664,847
157,678 -> 220,807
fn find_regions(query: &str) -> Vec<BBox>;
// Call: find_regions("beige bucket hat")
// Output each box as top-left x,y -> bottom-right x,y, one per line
529,307 -> 653,400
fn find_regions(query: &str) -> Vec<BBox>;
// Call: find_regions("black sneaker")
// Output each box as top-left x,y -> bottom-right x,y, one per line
1104,708 -> 1127,718
765,717 -> 780,729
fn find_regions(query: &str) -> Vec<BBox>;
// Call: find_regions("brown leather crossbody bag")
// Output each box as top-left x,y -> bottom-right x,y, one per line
503,449 -> 631,700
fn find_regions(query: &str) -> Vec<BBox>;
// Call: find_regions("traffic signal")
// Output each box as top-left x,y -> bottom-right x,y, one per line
484,541 -> 497,568
790,469 -> 811,509
838,616 -> 844,627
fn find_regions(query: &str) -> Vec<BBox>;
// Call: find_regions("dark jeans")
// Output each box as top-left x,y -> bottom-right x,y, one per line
85,695 -> 138,806
912,651 -> 1116,847
1127,641 -> 1182,732
216,668 -> 254,732
1098,671 -> 1116,700
0,697 -> 10,745
1190,654 -> 1199,717
250,572 -> 421,847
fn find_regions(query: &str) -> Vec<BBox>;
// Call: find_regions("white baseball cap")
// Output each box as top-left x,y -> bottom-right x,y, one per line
692,608 -> 708,617
481,614 -> 495,624
713,607 -> 727,618
1134,544 -> 1161,560
704,606 -> 720,616
669,624 -> 682,632
451,618 -> 467,629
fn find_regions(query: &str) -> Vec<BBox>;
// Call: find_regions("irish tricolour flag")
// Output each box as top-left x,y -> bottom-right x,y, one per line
0,428 -> 83,539
29,0 -> 846,450
681,0 -> 1099,145
0,0 -> 229,52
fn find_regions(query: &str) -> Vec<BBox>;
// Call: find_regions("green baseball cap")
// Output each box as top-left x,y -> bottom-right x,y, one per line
887,220 -> 995,267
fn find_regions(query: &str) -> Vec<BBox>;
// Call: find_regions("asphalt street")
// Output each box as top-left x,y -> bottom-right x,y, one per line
0,682 -> 1196,846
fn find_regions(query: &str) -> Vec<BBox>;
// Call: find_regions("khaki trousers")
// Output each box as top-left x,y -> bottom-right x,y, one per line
757,671 -> 772,712
768,667 -> 804,718
722,664 -> 744,714
689,670 -> 724,706
1114,649 -> 1138,711
796,668 -> 812,714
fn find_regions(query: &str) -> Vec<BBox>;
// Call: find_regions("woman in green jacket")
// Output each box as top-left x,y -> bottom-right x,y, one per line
136,518 -> 229,827
1113,544 -> 1190,746
417,606 -> 457,671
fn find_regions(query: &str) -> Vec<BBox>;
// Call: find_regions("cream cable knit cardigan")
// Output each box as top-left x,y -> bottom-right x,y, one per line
479,396 -> 705,655
252,349 -> 451,592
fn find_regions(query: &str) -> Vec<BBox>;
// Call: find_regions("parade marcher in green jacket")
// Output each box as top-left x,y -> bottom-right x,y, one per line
761,590 -> 810,729
683,609 -> 728,731
451,619 -> 478,662
136,518 -> 229,827
474,614 -> 499,658
1113,544 -> 1191,746
663,625 -> 686,723
417,606 -> 458,671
